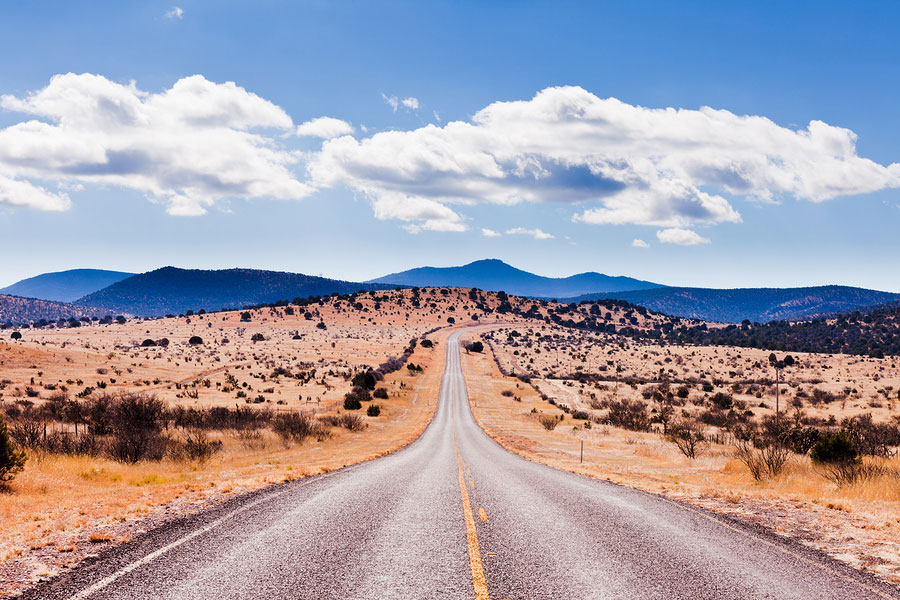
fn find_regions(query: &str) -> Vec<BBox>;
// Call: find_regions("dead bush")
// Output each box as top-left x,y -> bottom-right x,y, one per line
174,429 -> 223,463
272,412 -> 329,444
820,461 -> 887,487
538,415 -> 559,431
667,419 -> 707,459
320,413 -> 365,432
107,394 -> 167,463
605,399 -> 650,432
733,438 -> 791,481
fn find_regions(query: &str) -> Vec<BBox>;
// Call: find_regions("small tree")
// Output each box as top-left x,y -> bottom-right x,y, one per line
810,430 -> 858,465
466,341 -> 484,353
10,331 -> 22,341
667,419 -> 706,459
108,395 -> 166,463
188,336 -> 203,345
0,414 -> 27,483
343,395 -> 362,410
367,404 -> 381,417
352,371 -> 376,390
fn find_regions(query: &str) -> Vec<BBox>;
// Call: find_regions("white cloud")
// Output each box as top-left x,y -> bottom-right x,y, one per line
433,111 -> 441,123
0,73 -> 310,215
382,94 -> 420,113
505,227 -> 554,240
0,173 -> 70,211
481,228 -> 501,237
382,94 -> 399,112
656,228 -> 710,246
164,7 -> 183,19
296,116 -> 354,139
631,238 -> 649,248
309,85 -> 900,233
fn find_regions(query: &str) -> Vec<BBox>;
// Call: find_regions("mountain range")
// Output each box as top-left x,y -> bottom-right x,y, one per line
0,268 -> 133,302
367,259 -> 661,298
565,286 -> 900,324
2,259 -> 898,325
74,267 -> 384,317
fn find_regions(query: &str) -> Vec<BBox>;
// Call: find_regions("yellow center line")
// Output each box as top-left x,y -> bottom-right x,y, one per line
478,508 -> 489,522
450,358 -> 491,600
455,442 -> 490,600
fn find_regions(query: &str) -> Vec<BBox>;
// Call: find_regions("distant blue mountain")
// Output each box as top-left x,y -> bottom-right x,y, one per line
0,269 -> 134,303
77,267 -> 388,316
565,286 -> 900,323
368,258 -> 662,298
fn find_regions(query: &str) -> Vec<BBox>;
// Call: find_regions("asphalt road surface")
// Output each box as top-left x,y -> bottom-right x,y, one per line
24,330 -> 900,599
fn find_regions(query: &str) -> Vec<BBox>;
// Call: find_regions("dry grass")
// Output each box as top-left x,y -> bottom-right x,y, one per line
0,318 -> 464,597
459,331 -> 900,586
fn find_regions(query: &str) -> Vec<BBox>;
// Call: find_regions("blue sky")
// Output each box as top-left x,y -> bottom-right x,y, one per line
1,1 -> 899,290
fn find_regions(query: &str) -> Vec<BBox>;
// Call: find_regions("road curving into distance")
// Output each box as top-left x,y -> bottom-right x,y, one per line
24,329 -> 900,600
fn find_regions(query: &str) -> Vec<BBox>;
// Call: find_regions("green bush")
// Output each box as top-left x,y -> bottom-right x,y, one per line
810,430 -> 858,464
373,388 -> 389,399
0,414 -> 27,482
352,371 -> 376,390
367,404 -> 381,417
343,395 -> 362,410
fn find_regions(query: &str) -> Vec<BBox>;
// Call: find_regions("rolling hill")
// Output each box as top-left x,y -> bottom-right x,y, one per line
368,259 -> 662,298
77,267 -> 391,316
566,285 -> 900,323
0,295 -> 113,325
0,269 -> 134,302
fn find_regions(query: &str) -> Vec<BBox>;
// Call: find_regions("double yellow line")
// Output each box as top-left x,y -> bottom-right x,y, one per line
448,350 -> 491,600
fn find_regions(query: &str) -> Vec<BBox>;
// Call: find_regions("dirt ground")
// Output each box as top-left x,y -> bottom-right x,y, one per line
460,329 -> 900,587
0,289 -> 512,598
482,324 -> 900,425
2,290 -> 899,594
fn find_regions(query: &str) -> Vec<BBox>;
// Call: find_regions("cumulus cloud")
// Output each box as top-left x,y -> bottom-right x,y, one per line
308,85 -> 900,233
0,173 -> 70,211
505,227 -> 554,240
164,7 -> 183,19
656,228 -> 709,246
481,228 -> 501,237
296,116 -> 354,139
631,238 -> 649,248
0,73 -> 310,215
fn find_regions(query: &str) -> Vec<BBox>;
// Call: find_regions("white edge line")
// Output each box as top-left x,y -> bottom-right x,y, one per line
67,471 -> 338,600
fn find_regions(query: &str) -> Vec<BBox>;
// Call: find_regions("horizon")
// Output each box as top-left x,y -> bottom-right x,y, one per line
5,258 -> 900,296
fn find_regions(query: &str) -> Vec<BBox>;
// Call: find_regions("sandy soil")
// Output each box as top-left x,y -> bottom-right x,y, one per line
0,288 -> 521,598
460,329 -> 900,588
482,324 -> 900,424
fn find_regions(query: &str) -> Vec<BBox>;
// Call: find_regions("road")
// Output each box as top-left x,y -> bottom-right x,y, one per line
25,330 -> 899,599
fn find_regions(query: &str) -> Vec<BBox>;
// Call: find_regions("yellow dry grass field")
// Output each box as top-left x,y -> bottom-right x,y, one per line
459,329 -> 900,586
482,323 -> 900,425
0,288 -> 524,597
